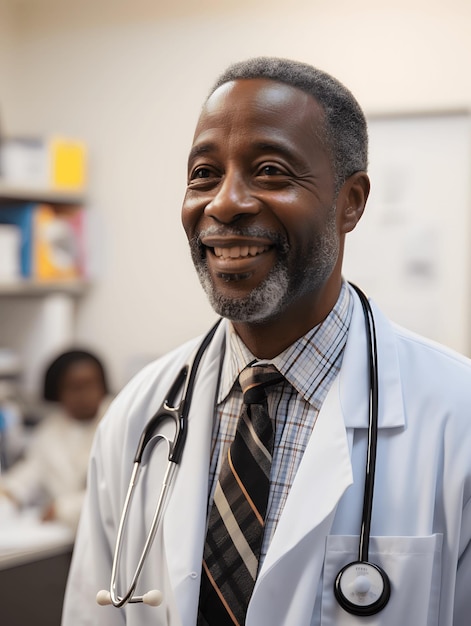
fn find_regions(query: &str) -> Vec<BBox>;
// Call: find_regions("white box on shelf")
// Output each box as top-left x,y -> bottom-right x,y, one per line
0,225 -> 21,282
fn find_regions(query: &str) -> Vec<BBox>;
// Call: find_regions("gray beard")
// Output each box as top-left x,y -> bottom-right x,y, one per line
196,256 -> 290,323
189,215 -> 338,324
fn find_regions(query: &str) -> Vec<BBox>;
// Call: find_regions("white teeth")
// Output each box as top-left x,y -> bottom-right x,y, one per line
229,247 -> 241,258
213,245 -> 268,259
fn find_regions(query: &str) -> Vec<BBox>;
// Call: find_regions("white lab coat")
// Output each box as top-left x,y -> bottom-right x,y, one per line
62,288 -> 471,626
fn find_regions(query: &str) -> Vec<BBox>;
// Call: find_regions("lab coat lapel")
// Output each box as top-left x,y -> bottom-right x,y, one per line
162,321 -> 226,620
257,373 -> 352,576
339,288 -> 405,431
249,374 -> 352,622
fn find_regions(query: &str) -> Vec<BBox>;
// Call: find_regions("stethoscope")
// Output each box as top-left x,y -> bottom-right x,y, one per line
333,283 -> 391,616
97,284 -> 391,616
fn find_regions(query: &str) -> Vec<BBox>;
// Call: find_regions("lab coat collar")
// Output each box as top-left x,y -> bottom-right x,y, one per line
339,285 -> 405,429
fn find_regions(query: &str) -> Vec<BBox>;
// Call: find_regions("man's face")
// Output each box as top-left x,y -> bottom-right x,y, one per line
181,78 -> 341,324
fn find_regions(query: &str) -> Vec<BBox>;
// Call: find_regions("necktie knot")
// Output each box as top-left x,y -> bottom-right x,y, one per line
239,363 -> 284,405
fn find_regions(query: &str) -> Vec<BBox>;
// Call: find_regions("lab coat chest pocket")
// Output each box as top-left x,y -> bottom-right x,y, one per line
320,534 -> 443,626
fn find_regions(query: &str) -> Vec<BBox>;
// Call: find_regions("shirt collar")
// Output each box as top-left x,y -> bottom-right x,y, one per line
217,281 -> 353,405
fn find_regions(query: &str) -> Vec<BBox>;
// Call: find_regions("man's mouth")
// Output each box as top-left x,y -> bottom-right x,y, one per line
212,245 -> 270,259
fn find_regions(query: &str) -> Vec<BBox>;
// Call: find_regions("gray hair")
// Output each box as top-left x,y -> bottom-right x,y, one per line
209,57 -> 368,192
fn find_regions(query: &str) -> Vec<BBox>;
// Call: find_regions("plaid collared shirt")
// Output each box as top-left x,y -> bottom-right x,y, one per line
207,281 -> 353,561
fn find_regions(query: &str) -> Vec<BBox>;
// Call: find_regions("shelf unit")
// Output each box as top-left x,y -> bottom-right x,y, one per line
0,279 -> 88,297
0,181 -> 85,205
0,181 -> 88,396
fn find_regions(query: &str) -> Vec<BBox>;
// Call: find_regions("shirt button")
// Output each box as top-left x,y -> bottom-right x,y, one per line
190,571 -> 198,579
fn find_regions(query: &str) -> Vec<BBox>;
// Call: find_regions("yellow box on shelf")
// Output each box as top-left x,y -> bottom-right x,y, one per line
50,138 -> 86,190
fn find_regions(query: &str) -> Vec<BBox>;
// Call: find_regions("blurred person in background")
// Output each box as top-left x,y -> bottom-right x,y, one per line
0,349 -> 111,531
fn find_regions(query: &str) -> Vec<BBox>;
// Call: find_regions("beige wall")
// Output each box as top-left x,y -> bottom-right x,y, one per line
2,0 -> 471,390
0,1 -> 14,133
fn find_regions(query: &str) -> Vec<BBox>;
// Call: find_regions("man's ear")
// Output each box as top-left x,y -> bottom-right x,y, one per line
337,171 -> 370,234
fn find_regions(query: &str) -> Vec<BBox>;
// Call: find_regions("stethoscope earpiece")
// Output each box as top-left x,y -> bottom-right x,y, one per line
334,560 -> 391,616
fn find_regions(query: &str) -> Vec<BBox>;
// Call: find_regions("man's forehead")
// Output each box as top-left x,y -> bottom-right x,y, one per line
205,76 -> 323,110
197,77 -> 326,135
188,78 -> 332,174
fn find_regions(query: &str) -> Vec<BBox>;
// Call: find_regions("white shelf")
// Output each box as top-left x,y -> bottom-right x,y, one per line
0,279 -> 89,297
0,181 -> 85,205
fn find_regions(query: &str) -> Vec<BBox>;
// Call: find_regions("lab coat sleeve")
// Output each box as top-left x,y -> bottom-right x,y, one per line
62,425 -> 125,626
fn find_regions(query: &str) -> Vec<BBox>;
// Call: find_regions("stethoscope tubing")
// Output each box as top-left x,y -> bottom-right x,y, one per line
106,318 -> 222,607
350,283 -> 379,563
110,459 -> 177,606
175,318 -> 222,462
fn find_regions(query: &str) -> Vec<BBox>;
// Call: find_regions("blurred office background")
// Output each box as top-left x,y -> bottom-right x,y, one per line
0,0 -> 470,397
0,2 -> 470,623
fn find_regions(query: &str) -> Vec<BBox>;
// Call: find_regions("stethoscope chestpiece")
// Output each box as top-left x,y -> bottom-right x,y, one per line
334,560 -> 391,616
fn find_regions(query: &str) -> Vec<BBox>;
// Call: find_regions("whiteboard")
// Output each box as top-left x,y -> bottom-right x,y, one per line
343,112 -> 471,356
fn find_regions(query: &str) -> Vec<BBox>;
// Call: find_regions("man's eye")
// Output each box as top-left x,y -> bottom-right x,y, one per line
259,165 -> 282,176
191,167 -> 211,179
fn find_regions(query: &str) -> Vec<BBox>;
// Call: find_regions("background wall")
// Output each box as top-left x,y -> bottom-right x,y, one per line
1,0 -> 470,392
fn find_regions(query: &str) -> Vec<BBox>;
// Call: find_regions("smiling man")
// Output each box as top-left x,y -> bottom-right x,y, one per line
63,58 -> 471,626
182,72 -> 368,358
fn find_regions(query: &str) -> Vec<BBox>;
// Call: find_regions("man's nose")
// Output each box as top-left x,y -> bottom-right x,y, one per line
204,171 -> 260,223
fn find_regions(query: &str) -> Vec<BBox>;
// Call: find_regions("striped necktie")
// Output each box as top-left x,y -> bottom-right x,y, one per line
198,363 -> 284,626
